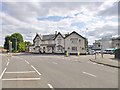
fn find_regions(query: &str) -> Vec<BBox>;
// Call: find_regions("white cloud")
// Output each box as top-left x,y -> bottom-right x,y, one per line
1,2 -> 118,46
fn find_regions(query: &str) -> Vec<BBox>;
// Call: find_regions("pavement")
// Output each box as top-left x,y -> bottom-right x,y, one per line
89,54 -> 120,68
0,53 -> 118,89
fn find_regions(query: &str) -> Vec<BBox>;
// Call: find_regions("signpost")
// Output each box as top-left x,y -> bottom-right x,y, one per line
9,41 -> 12,56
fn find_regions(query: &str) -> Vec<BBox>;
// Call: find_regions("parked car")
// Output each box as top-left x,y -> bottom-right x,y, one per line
88,50 -> 95,55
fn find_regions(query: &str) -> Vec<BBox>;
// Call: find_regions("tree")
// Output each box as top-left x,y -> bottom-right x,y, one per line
24,41 -> 31,51
4,33 -> 25,52
11,33 -> 24,51
18,42 -> 25,52
4,35 -> 11,50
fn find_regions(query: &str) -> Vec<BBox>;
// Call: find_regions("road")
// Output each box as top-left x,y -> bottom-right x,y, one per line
0,53 -> 118,89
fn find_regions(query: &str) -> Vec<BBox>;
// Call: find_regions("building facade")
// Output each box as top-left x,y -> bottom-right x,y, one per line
93,36 -> 120,51
112,36 -> 120,49
29,31 -> 87,54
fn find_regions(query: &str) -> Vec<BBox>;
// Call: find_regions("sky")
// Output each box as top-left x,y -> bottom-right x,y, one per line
0,0 -> 119,46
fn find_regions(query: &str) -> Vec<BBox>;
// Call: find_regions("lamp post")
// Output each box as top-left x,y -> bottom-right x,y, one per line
9,40 -> 12,56
95,43 -> 96,60
9,40 -> 12,53
101,39 -> 103,58
86,28 -> 88,54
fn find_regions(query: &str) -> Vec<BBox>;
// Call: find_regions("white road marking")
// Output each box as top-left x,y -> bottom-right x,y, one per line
97,64 -> 104,66
2,78 -> 41,81
92,62 -> 97,64
87,62 -> 92,64
48,84 -> 54,90
25,60 -> 30,64
83,72 -> 96,77
31,65 -> 41,76
8,58 -> 10,62
52,62 -> 58,64
6,61 -> 9,66
5,71 -> 35,74
0,68 -> 7,79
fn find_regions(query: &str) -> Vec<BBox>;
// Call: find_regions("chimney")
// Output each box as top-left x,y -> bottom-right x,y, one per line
55,31 -> 57,35
67,32 -> 69,35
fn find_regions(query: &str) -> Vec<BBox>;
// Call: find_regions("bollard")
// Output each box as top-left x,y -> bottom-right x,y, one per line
66,52 -> 69,57
78,52 -> 80,56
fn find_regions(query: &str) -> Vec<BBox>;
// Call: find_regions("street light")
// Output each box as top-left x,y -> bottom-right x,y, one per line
101,39 -> 103,58
95,43 -> 96,59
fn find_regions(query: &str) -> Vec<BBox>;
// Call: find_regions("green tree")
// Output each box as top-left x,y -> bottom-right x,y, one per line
18,42 -> 25,52
4,33 -> 25,52
4,35 -> 11,50
25,41 -> 31,51
11,33 -> 24,51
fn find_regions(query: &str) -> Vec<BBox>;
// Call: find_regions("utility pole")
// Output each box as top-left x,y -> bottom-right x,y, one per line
95,44 -> 96,60
86,28 -> 88,54
9,40 -> 12,56
101,39 -> 103,58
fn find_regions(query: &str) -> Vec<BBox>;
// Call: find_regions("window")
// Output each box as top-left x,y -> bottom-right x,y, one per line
72,47 -> 77,51
57,39 -> 62,44
71,38 -> 78,44
57,46 -> 62,51
82,47 -> 84,50
98,45 -> 100,47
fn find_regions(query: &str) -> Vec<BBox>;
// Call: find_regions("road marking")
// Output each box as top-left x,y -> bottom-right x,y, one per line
97,64 -> 104,66
48,84 -> 54,90
5,71 -> 35,74
25,60 -> 30,64
92,62 -> 97,64
87,62 -> 92,63
83,72 -> 96,77
2,78 -> 41,81
0,68 -> 7,79
52,62 -> 58,64
6,61 -> 9,66
8,58 -> 10,62
31,65 -> 41,76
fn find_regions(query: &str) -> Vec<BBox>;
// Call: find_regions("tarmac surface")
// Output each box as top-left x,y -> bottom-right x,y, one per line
0,53 -> 118,89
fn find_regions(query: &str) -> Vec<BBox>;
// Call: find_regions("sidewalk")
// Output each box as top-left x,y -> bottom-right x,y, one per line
90,56 -> 120,68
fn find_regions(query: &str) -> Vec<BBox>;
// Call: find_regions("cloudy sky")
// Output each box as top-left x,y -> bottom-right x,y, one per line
0,0 -> 119,46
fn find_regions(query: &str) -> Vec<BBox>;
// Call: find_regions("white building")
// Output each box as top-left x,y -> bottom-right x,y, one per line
112,36 -> 120,49
93,36 -> 120,51
29,31 -> 87,54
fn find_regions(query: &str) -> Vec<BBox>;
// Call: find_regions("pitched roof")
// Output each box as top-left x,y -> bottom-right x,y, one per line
33,31 -> 86,42
54,32 -> 64,40
65,31 -> 86,39
33,33 -> 41,43
42,34 -> 56,40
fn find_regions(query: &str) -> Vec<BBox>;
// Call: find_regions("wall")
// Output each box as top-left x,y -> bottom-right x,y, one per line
65,33 -> 86,54
54,34 -> 65,53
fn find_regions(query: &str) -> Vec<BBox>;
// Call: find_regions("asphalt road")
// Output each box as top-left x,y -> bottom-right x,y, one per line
0,53 -> 118,89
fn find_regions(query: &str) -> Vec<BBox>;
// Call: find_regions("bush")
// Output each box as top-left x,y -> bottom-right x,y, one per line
18,42 -> 25,52
114,49 -> 120,59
